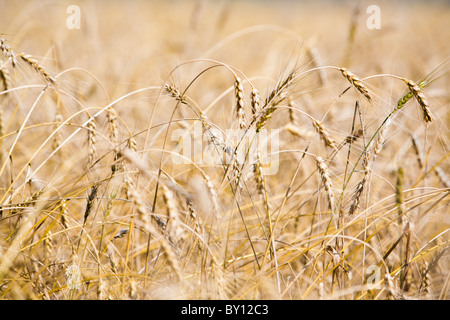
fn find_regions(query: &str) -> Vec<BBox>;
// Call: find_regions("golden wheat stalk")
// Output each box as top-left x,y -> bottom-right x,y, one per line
251,88 -> 261,116
165,83 -> 188,105
87,120 -> 96,165
127,184 -> 183,281
17,53 -> 56,84
0,62 -> 10,92
348,177 -> 367,215
312,118 -> 338,151
402,78 -> 432,123
315,156 -> 335,210
348,138 -> 372,215
339,67 -> 372,102
256,67 -> 296,132
234,77 -> 247,129
162,184 -> 182,240
0,37 -> 17,66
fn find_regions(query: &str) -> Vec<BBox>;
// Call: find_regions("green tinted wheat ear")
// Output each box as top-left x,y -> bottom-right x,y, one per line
397,81 -> 427,110
339,68 -> 372,102
402,78 -> 432,123
256,106 -> 275,132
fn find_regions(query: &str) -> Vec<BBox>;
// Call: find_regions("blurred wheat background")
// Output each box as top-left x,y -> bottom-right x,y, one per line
0,0 -> 449,300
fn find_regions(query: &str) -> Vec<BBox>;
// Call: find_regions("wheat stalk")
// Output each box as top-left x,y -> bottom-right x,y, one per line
0,37 -> 17,66
0,61 -> 10,92
165,83 -> 188,105
312,118 -> 338,151
339,67 -> 372,102
87,120 -> 96,165
162,184 -> 182,240
251,88 -> 261,116
127,183 -> 183,280
348,138 -> 372,215
256,67 -> 296,132
315,156 -> 335,211
402,78 -> 432,123
17,53 -> 55,84
234,77 -> 247,129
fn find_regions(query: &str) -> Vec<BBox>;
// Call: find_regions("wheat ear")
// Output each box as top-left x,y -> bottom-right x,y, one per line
17,53 -> 56,83
0,62 -> 10,92
339,67 -> 372,102
162,184 -> 182,240
234,77 -> 247,129
312,118 -> 338,151
315,156 -> 335,211
251,88 -> 261,116
87,120 -> 96,165
402,78 -> 432,123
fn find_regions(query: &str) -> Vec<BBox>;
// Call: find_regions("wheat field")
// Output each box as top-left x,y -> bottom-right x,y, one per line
0,0 -> 449,300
